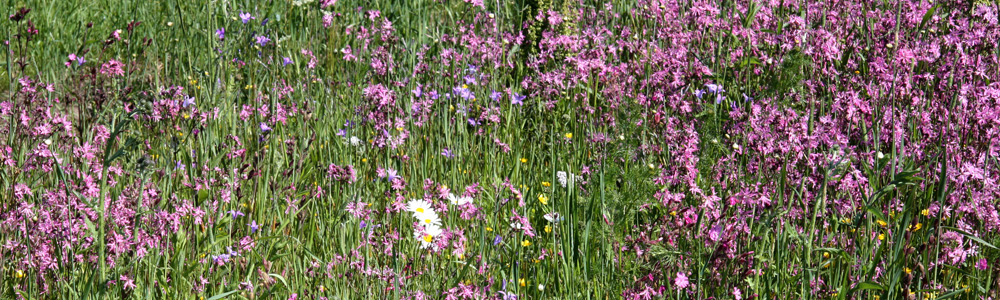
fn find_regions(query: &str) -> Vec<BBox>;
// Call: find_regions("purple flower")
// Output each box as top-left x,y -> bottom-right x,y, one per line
429,90 -> 439,100
247,221 -> 259,234
715,93 -> 725,104
977,258 -> 989,270
240,12 -> 255,24
382,168 -> 398,182
694,89 -> 705,99
467,118 -> 479,126
260,122 -> 272,132
453,86 -> 474,100
466,64 -> 478,73
512,93 -> 526,106
359,220 -> 367,229
441,148 -> 455,158
228,210 -> 245,219
182,96 -> 195,108
463,74 -> 478,86
175,161 -> 185,170
705,83 -> 724,94
255,35 -> 270,46
412,85 -> 422,98
216,27 -> 225,40
490,90 -> 502,102
493,235 -> 502,246
283,57 -> 293,66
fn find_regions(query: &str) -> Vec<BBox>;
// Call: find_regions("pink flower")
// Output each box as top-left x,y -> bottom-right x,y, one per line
674,272 -> 689,290
100,60 -> 125,77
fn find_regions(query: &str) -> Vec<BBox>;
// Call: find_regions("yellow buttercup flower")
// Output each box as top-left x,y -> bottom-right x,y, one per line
538,194 -> 549,205
545,225 -> 552,233
564,133 -> 572,139
921,209 -> 929,216
521,240 -> 531,247
542,182 -> 551,187
521,158 -> 527,163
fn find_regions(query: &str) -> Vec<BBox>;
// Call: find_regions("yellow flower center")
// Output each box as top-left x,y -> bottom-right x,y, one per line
416,208 -> 424,213
423,235 -> 433,243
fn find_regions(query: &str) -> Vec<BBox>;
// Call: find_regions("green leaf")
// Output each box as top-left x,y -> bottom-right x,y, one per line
933,288 -> 968,300
850,281 -> 884,293
918,4 -> 939,30
206,290 -> 239,300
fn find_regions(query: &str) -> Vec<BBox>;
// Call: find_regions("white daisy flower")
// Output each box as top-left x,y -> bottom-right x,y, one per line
406,199 -> 434,216
415,210 -> 442,227
415,224 -> 443,249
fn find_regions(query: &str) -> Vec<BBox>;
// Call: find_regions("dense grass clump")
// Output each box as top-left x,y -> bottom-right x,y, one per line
2,0 -> 999,299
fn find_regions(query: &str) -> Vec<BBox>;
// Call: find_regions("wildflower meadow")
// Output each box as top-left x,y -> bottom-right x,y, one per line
2,0 -> 1000,299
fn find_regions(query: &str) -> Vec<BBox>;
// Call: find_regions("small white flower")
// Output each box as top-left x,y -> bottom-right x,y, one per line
538,284 -> 545,291
349,136 -> 362,146
557,171 -> 578,188
544,212 -> 563,223
448,193 -> 473,206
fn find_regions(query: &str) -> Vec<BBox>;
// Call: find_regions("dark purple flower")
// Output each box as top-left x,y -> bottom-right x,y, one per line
216,27 -> 225,40
493,235 -> 502,246
441,148 -> 455,158
490,90 -> 501,102
283,57 -> 293,66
